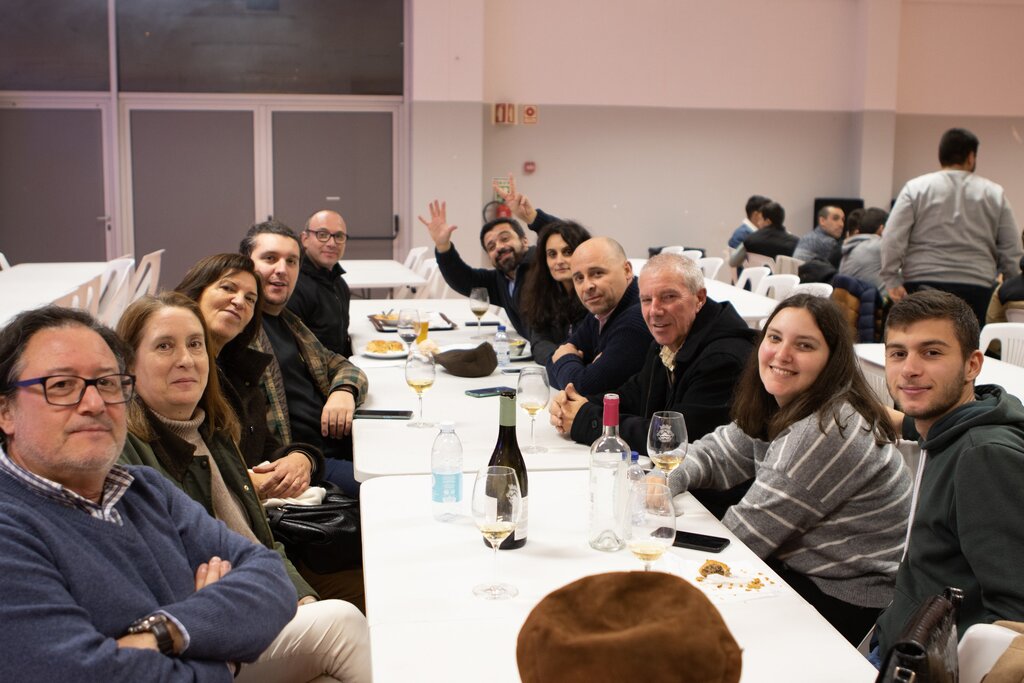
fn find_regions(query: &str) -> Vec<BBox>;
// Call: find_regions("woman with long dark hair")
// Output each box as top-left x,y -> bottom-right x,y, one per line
667,294 -> 912,643
517,220 -> 591,365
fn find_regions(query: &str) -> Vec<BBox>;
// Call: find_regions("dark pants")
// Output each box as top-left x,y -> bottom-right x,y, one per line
767,559 -> 881,645
323,458 -> 360,498
905,281 -> 995,328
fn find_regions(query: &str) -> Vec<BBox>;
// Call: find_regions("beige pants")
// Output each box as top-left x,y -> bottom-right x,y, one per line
236,600 -> 372,683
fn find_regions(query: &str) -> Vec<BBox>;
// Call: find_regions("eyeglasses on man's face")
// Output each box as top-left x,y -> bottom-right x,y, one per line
306,229 -> 347,244
13,374 -> 136,406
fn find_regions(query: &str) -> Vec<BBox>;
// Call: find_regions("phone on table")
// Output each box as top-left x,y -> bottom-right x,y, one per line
465,386 -> 516,398
673,530 -> 730,553
354,409 -> 414,420
500,367 -> 521,374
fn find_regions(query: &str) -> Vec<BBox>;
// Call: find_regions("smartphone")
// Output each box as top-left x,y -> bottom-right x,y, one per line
673,530 -> 730,553
465,386 -> 516,398
466,320 -> 500,327
354,409 -> 414,420
500,367 -> 521,374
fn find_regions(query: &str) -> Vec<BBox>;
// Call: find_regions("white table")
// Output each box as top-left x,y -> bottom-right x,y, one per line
855,343 -> 1024,404
705,279 -> 778,327
0,261 -> 110,326
341,259 -> 426,294
361,470 -> 876,682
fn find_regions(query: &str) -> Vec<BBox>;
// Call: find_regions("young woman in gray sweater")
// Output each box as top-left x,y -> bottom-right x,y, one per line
668,294 -> 912,643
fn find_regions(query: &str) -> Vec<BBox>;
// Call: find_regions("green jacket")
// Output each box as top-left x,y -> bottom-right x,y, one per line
119,411 -> 317,602
877,385 -> 1024,652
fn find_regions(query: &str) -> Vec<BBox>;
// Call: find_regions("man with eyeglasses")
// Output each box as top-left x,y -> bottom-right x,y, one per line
288,209 -> 353,357
0,306 -> 297,680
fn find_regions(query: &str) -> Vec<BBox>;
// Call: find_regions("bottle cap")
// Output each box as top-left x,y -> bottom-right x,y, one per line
439,421 -> 456,432
631,451 -> 639,462
602,393 -> 620,427
497,325 -> 506,332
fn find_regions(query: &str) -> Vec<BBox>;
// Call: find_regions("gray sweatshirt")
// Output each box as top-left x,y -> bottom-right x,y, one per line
880,169 -> 1021,290
669,402 -> 912,607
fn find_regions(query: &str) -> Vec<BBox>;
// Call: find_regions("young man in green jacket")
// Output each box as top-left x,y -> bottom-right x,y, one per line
875,290 -> 1024,656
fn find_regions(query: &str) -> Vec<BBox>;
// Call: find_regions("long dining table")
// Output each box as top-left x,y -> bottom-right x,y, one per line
0,261 -> 110,326
349,295 -> 877,681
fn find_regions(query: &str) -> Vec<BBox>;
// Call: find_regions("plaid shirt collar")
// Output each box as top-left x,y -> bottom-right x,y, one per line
0,444 -> 133,525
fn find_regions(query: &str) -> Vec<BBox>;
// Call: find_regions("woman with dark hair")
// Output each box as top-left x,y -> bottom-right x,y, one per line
175,253 -> 324,500
667,294 -> 911,643
517,220 -> 591,365
116,293 -> 371,681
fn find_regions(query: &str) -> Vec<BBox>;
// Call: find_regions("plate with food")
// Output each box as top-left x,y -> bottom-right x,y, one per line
362,339 -> 408,359
660,556 -> 782,604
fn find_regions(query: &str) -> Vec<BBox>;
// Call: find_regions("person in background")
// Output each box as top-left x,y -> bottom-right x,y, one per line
287,209 -> 353,358
881,127 -> 1022,325
240,220 -> 369,497
793,205 -> 845,267
667,294 -> 911,643
873,290 -> 1024,662
986,251 -> 1024,324
730,200 -> 799,267
518,220 -> 592,366
728,194 -> 770,249
547,237 -> 653,396
838,207 -> 888,290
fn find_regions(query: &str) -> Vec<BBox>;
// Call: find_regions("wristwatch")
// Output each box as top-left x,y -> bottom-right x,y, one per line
126,613 -> 176,656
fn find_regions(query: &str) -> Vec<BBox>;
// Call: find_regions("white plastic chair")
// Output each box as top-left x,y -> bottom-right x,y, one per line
744,253 -> 776,272
775,255 -> 805,276
959,622 -> 1020,683
130,249 -> 165,301
0,252 -> 10,269
755,274 -> 800,300
394,246 -> 430,299
792,282 -> 834,298
697,257 -> 723,281
735,266 -> 770,294
661,245 -> 686,256
627,258 -> 647,274
53,274 -> 103,315
680,250 -> 703,262
980,322 -> 1024,366
97,257 -> 135,327
721,248 -> 737,284
1006,309 -> 1024,323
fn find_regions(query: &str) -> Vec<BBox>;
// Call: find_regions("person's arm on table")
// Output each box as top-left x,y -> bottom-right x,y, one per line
548,314 -> 650,396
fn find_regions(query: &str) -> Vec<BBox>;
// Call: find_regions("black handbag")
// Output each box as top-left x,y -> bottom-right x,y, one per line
267,484 -> 362,574
876,587 -> 964,683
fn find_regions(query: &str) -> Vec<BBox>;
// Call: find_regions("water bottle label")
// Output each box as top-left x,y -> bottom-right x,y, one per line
431,472 -> 462,503
515,497 -> 528,540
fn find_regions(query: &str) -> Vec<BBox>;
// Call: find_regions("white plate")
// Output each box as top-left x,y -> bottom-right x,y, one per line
361,347 -> 408,360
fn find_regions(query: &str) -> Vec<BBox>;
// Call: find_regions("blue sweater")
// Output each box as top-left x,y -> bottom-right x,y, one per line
0,465 -> 296,682
547,278 -> 653,395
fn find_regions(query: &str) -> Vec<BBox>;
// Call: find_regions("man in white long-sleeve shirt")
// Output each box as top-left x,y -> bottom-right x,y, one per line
880,127 -> 1022,325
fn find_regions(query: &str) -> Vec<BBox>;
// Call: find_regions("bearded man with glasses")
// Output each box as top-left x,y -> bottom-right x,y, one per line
288,209 -> 354,357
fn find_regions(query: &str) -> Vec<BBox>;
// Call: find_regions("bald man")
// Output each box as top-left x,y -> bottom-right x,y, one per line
546,237 -> 653,395
287,209 -> 353,357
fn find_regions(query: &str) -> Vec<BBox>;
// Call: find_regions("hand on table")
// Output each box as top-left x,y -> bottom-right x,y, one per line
322,390 -> 356,438
550,383 -> 587,434
417,200 -> 457,252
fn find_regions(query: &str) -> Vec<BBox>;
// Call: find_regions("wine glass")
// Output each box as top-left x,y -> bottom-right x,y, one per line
397,309 -> 419,353
469,288 -> 490,339
405,350 -> 436,428
626,481 -> 676,572
471,465 -> 521,600
647,411 -> 688,483
516,367 -> 549,454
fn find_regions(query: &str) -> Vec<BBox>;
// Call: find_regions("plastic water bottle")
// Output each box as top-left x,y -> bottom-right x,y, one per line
494,325 -> 511,368
616,451 -> 647,540
588,394 -> 630,551
431,421 -> 463,521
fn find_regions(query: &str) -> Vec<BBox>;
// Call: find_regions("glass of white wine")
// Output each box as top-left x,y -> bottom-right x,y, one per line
405,350 -> 435,428
647,411 -> 688,484
396,308 -> 419,353
471,465 -> 521,600
469,287 -> 490,339
516,367 -> 549,454
626,480 -> 676,572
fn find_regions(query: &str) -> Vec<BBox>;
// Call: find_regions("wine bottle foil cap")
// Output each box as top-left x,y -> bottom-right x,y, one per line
602,393 -> 619,426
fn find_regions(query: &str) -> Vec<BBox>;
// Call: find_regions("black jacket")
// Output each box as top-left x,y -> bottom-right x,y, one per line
286,255 -> 352,357
569,300 -> 755,450
436,244 -> 535,339
743,225 -> 799,260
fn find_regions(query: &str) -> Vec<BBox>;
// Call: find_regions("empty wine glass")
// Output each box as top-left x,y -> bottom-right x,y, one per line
469,288 -> 490,339
626,481 -> 676,572
405,350 -> 436,428
647,411 -> 688,484
471,465 -> 521,599
397,309 -> 419,353
517,367 -> 549,454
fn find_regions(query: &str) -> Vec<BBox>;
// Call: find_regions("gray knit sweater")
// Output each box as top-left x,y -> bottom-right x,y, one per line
669,401 -> 912,607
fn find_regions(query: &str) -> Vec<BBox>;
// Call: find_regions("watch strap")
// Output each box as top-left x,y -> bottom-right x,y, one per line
127,614 -> 176,656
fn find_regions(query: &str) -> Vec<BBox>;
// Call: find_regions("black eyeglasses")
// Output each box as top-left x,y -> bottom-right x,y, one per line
306,229 -> 347,244
14,374 -> 136,406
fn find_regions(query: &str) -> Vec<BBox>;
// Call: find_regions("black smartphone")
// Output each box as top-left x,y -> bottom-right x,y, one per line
465,386 -> 516,398
500,367 -> 521,374
673,530 -> 730,553
354,409 -> 414,420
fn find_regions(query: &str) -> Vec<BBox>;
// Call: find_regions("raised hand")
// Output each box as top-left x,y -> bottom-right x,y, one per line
417,200 -> 458,251
492,174 -> 538,224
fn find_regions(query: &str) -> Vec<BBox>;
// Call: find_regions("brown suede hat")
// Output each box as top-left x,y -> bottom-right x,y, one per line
517,571 -> 742,683
434,342 -> 497,377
